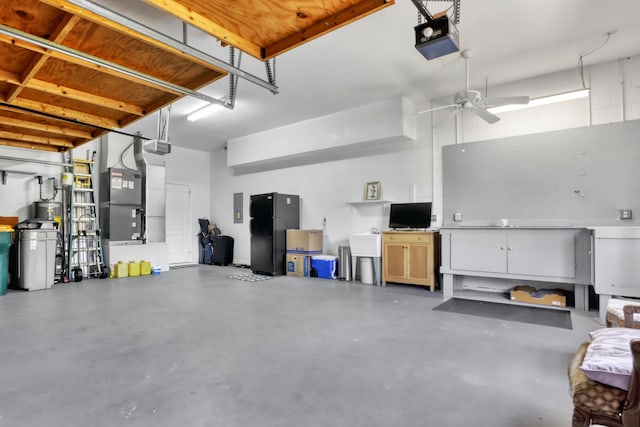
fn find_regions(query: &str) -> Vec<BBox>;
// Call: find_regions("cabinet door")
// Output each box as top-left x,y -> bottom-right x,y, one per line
450,230 -> 507,273
407,243 -> 432,284
594,236 -> 640,296
383,241 -> 407,280
507,230 -> 576,278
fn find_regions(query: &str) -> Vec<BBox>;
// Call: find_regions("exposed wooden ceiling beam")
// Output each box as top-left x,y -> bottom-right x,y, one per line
12,98 -> 119,129
6,14 -> 81,103
0,115 -> 93,139
0,138 -> 61,152
0,70 -> 145,116
28,80 -> 145,116
0,130 -> 74,148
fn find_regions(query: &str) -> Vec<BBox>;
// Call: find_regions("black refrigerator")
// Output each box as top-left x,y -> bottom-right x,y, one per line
250,193 -> 300,275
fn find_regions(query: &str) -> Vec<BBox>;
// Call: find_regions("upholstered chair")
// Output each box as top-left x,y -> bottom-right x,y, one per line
606,298 -> 640,329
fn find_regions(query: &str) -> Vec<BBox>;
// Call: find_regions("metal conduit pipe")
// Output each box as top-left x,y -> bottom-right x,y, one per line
65,0 -> 278,94
0,155 -> 72,168
0,24 -> 230,108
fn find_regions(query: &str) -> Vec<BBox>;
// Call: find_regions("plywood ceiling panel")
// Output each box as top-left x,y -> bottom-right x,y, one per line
0,0 -> 228,152
0,0 -> 392,152
142,0 -> 394,60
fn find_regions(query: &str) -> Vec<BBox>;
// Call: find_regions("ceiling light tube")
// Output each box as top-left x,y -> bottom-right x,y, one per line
487,89 -> 590,114
187,103 -> 227,122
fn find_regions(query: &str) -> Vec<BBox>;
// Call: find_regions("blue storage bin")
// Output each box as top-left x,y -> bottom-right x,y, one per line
310,255 -> 337,279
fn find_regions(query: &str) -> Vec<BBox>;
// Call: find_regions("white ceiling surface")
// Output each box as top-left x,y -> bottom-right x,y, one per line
106,1 -> 640,152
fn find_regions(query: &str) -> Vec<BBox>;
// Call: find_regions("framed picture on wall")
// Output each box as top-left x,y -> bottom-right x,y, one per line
365,181 -> 381,200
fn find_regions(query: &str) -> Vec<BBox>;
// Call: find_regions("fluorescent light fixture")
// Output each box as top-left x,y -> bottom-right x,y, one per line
187,104 -> 222,122
187,101 -> 233,122
487,88 -> 590,114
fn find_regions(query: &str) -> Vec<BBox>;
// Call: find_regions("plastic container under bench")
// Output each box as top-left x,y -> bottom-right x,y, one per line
310,255 -> 337,279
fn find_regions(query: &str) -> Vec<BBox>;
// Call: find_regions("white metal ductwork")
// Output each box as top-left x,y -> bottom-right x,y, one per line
134,135 -> 167,244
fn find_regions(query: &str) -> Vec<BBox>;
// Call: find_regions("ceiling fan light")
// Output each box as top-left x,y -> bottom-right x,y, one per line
487,89 -> 590,114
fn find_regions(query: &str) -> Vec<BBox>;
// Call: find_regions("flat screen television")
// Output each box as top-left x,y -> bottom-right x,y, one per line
389,202 -> 432,229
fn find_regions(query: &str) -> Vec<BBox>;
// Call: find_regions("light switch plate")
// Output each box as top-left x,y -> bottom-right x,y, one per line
620,209 -> 632,220
453,212 -> 463,222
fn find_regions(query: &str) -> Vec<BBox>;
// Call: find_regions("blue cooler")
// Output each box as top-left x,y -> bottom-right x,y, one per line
310,255 -> 337,279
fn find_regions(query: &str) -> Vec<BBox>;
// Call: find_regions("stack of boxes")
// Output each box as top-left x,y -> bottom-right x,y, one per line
286,230 -> 322,277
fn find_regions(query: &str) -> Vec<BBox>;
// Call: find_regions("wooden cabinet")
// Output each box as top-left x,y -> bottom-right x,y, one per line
382,231 -> 439,291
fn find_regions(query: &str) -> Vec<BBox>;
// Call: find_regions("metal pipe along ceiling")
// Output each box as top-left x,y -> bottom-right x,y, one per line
0,24 -> 230,108
64,0 -> 279,94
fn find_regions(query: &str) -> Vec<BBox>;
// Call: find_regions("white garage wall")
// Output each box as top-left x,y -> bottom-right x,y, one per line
431,55 -> 640,225
0,139 -> 100,222
209,116 -> 433,266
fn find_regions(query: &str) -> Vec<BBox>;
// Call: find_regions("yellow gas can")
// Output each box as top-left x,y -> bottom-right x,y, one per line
140,260 -> 151,276
128,260 -> 141,277
115,261 -> 128,278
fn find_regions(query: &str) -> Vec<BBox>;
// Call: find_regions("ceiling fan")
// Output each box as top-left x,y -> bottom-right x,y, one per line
418,50 -> 530,124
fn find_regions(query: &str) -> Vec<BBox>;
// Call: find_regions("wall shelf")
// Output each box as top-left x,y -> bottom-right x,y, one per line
347,200 -> 392,206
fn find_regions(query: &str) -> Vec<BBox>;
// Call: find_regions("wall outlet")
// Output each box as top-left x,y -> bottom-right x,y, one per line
453,212 -> 463,222
431,214 -> 437,222
620,209 -> 632,220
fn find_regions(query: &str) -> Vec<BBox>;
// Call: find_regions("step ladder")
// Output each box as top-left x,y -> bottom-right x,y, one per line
67,153 -> 106,280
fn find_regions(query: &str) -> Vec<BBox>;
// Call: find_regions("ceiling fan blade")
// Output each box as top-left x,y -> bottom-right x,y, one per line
485,96 -> 530,107
433,107 -> 459,128
416,104 -> 458,114
471,105 -> 500,124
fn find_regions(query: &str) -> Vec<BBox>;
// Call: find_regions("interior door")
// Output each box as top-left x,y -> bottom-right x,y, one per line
165,183 -> 192,265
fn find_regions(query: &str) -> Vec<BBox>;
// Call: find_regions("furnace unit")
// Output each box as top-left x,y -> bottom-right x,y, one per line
100,168 -> 143,242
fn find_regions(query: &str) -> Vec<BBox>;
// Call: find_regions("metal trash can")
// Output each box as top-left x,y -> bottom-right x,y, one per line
15,220 -> 57,291
338,245 -> 351,281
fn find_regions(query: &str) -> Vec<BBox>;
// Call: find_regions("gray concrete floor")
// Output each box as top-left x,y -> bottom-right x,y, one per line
0,265 -> 601,427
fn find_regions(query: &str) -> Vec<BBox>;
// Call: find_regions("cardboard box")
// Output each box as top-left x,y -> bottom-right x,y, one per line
286,254 -> 310,277
286,229 -> 323,254
510,285 -> 567,307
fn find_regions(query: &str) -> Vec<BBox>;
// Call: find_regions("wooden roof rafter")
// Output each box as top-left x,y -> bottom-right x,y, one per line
0,115 -> 93,139
6,13 -> 80,103
0,137 -> 62,152
0,69 -> 145,116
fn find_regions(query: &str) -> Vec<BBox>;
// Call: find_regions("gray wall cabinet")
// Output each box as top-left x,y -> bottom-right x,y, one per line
593,227 -> 640,323
441,227 -> 592,310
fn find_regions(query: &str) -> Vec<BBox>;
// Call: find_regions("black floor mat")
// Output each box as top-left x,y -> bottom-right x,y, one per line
433,298 -> 572,329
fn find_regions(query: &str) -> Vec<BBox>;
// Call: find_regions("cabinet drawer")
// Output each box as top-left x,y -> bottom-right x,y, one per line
383,232 -> 433,244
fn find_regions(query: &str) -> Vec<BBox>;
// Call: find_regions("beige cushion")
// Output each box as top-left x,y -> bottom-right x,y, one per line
607,298 -> 640,323
570,342 -> 627,416
580,328 -> 640,390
